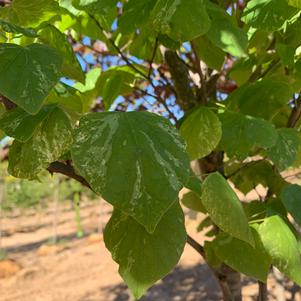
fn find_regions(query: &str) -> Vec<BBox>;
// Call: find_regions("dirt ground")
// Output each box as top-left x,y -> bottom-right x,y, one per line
0,200 -> 300,301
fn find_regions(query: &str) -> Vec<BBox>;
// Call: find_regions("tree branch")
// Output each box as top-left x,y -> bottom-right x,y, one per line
0,95 -> 16,110
191,41 -> 207,103
88,14 -> 148,81
0,0 -> 11,6
187,235 -> 237,301
287,94 -> 301,128
47,162 -> 92,190
164,50 -> 197,111
135,86 -> 177,121
187,234 -> 206,257
226,158 -> 265,179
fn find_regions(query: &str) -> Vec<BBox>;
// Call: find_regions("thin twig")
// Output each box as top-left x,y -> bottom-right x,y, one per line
157,67 -> 177,95
187,235 -> 236,301
148,37 -> 159,80
0,95 -> 16,110
135,86 -> 177,121
226,158 -> 265,179
88,14 -> 178,122
88,13 -> 148,81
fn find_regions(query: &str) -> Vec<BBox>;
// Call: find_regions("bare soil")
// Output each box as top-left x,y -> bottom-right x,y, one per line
0,200 -> 300,301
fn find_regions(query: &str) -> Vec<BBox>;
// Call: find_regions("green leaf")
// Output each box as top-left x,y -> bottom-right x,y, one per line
288,0 -> 301,8
74,68 -> 102,112
242,0 -> 299,31
59,0 -> 81,16
244,201 -> 267,222
71,112 -> 191,233
212,228 -> 271,281
197,216 -> 213,233
276,43 -> 296,68
0,105 -> 55,142
180,107 -> 222,160
118,0 -> 156,34
193,35 -> 225,70
206,1 -> 248,57
45,82 -> 83,113
167,0 -> 211,42
281,184 -> 301,225
259,215 -> 301,285
0,19 -> 37,37
229,56 -> 256,86
227,161 -> 286,195
219,112 -> 278,159
96,66 -> 145,109
73,0 -> 118,14
204,241 -> 222,267
8,107 -> 73,179
57,10 -> 105,40
74,67 -> 101,92
267,128 -> 301,171
181,190 -> 206,213
104,202 -> 186,299
0,0 -> 60,28
0,43 -> 63,114
73,0 -> 118,31
130,31 -> 163,61
38,25 -> 85,83
184,172 -> 203,195
267,197 -> 288,217
227,78 -> 294,120
150,0 -> 211,42
201,172 -> 254,245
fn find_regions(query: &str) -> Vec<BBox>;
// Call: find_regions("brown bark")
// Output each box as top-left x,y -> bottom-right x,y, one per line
164,50 -> 197,111
257,281 -> 268,301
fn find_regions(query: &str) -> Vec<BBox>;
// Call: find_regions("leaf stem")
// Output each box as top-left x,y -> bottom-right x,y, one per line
88,13 -> 148,81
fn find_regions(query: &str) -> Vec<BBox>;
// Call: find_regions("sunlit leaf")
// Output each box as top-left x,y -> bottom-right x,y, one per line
0,43 -> 62,114
202,172 -> 254,245
259,215 -> 301,285
180,107 -> 222,160
9,107 -> 73,179
71,112 -> 191,233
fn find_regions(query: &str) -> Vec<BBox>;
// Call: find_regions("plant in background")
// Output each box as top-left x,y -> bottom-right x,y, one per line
1,0 -> 301,300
